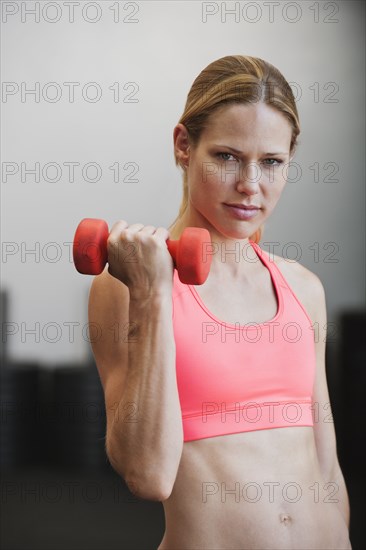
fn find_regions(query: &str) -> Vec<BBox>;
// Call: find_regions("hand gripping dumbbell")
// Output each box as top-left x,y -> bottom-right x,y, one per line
72,218 -> 212,285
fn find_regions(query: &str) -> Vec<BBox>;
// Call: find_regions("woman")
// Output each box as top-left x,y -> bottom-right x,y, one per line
88,55 -> 352,549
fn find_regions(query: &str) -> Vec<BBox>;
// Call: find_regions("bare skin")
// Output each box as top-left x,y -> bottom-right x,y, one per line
93,102 -> 351,549
157,254 -> 351,550
156,102 -> 351,548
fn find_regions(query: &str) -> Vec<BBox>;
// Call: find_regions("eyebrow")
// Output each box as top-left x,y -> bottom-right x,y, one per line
212,144 -> 288,156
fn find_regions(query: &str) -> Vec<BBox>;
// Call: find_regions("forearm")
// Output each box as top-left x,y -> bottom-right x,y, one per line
108,290 -> 183,499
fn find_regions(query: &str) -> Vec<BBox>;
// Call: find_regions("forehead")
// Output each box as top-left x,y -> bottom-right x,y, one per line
201,102 -> 292,146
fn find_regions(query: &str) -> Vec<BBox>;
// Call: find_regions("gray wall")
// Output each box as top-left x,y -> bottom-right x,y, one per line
1,0 -> 365,366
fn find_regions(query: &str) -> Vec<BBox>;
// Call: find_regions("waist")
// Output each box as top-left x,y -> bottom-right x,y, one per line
161,428 -> 350,550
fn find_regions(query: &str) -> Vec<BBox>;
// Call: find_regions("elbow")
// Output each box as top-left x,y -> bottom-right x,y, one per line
125,473 -> 173,502
107,447 -> 173,502
106,435 -> 177,502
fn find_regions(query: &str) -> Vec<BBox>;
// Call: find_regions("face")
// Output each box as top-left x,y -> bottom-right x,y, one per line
174,102 -> 293,242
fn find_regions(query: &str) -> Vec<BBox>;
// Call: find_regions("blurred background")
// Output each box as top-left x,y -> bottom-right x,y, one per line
1,1 -> 365,549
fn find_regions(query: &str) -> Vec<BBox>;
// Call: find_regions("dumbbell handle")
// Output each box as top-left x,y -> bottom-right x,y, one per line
73,218 -> 212,284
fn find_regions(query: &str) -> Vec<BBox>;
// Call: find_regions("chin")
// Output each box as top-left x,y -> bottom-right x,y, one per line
215,224 -> 257,241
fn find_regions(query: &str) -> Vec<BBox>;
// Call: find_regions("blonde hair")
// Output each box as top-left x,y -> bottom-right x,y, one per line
168,55 -> 300,243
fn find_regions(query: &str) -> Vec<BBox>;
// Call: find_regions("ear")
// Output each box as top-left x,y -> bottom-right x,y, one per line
173,124 -> 191,167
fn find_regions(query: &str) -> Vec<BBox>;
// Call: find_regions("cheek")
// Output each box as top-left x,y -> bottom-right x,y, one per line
264,180 -> 287,207
190,166 -> 225,202
189,181 -> 208,208
263,165 -> 287,187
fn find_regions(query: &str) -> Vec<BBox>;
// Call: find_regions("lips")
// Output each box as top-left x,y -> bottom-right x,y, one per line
224,203 -> 260,210
223,203 -> 261,220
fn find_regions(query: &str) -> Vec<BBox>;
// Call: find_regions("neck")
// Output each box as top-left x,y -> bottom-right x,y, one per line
168,210 -> 260,281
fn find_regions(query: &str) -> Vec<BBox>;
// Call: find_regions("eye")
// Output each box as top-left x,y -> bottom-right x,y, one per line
263,158 -> 283,166
216,152 -> 237,162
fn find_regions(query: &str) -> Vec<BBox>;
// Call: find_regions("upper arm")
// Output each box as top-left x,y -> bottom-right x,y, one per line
306,271 -> 340,480
88,268 -> 130,457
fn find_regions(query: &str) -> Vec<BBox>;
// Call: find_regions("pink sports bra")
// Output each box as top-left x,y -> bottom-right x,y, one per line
172,240 -> 316,442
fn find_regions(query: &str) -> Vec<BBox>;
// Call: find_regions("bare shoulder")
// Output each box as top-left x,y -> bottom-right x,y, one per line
271,253 -> 326,324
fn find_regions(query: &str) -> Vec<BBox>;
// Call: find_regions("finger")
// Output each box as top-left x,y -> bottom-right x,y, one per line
154,227 -> 170,242
139,225 -> 158,234
109,219 -> 129,234
109,221 -> 144,244
125,223 -> 146,233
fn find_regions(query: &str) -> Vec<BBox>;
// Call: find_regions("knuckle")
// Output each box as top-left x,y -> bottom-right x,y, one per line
106,235 -> 116,249
125,230 -> 135,240
107,231 -> 119,248
110,219 -> 128,233
157,227 -> 169,238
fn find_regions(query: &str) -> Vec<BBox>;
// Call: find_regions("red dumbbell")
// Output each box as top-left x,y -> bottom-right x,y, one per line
72,218 -> 212,285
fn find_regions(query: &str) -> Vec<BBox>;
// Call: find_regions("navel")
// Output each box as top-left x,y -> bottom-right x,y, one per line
279,513 -> 292,526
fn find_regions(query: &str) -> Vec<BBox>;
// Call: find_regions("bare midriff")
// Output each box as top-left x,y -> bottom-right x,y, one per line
158,426 -> 351,550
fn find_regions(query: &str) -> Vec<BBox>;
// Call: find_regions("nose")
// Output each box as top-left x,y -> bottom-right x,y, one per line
235,161 -> 260,195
